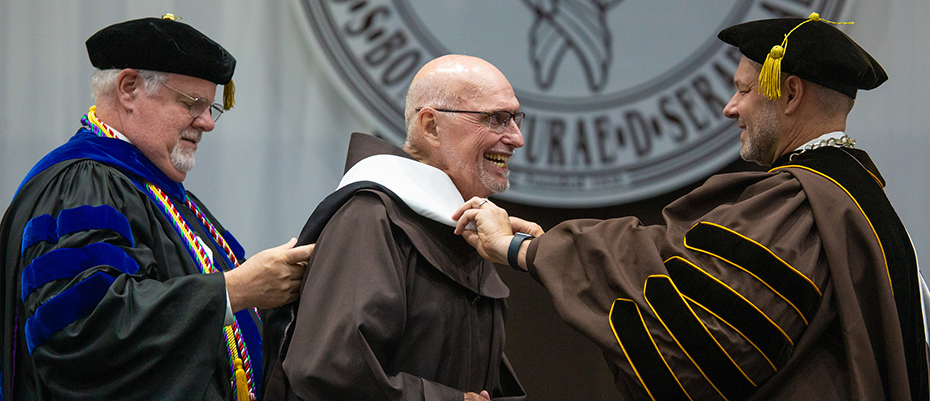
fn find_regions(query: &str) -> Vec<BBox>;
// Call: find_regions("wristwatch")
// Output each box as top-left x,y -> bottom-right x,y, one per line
508,232 -> 535,271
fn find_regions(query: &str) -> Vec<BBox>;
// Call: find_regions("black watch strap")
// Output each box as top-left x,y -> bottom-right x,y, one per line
508,232 -> 535,271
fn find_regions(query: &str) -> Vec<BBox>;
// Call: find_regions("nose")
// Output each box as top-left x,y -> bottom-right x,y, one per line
502,123 -> 525,148
192,110 -> 216,132
723,92 -> 739,120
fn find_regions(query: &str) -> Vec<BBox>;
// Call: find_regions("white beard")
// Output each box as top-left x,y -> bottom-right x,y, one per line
170,130 -> 202,173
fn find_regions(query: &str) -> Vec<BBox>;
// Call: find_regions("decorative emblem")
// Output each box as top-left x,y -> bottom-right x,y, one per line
524,0 -> 624,92
292,0 -> 853,207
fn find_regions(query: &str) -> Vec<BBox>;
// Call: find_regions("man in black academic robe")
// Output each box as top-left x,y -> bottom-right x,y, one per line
1,15 -> 310,400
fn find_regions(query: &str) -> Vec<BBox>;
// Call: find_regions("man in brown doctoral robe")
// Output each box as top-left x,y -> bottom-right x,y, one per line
263,55 -> 527,400
453,15 -> 929,400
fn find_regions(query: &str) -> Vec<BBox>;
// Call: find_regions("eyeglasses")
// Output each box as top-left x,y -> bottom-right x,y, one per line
416,107 -> 525,130
162,83 -> 224,122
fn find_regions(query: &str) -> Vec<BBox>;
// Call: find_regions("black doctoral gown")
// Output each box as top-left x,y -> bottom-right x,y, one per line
1,129 -> 262,400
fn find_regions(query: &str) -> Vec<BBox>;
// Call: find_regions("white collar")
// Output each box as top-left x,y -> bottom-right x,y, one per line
96,120 -> 132,143
794,131 -> 846,152
337,154 -> 465,227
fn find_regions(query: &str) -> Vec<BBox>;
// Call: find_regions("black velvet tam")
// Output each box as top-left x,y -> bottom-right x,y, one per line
718,17 -> 887,99
86,16 -> 235,85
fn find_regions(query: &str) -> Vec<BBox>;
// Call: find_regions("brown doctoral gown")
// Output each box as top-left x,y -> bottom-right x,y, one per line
271,133 -> 525,400
525,147 -> 927,400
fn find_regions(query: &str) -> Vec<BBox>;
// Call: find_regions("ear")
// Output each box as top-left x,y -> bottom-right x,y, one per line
782,75 -> 804,115
115,69 -> 143,112
417,107 -> 443,148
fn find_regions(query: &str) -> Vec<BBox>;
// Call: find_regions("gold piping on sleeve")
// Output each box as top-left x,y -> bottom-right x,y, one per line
610,298 -> 694,401
684,222 -> 820,325
645,274 -> 758,401
664,256 -> 793,346
687,221 -> 822,297
683,295 -> 778,372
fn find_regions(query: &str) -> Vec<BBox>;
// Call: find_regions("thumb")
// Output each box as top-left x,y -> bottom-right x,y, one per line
480,390 -> 490,400
249,238 -> 297,259
274,237 -> 298,250
460,230 -> 481,251
283,243 -> 315,263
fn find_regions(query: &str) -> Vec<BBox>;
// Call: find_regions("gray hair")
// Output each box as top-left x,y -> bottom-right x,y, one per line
806,81 -> 855,117
404,75 -> 463,137
91,69 -> 169,102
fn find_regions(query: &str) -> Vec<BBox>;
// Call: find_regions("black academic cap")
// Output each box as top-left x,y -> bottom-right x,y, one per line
86,14 -> 235,86
718,14 -> 887,99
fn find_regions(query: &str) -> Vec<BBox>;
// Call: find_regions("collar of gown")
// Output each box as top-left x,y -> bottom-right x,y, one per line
16,128 -> 187,201
794,131 -> 847,151
337,154 -> 465,227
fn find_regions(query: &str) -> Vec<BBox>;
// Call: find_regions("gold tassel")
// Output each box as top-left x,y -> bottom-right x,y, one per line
757,13 -> 853,101
759,45 -> 785,101
223,78 -> 236,111
234,357 -> 250,401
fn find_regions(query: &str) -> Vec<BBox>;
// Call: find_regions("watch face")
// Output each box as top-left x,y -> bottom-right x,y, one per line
293,0 -> 853,207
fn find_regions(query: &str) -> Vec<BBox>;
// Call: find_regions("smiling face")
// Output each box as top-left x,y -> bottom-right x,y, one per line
435,64 -> 525,199
125,73 -> 217,182
723,56 -> 785,166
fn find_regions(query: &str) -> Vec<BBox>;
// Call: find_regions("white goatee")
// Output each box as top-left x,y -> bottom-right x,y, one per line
170,130 -> 202,173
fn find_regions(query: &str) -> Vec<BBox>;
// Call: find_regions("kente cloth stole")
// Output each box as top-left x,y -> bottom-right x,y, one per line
82,106 -> 257,401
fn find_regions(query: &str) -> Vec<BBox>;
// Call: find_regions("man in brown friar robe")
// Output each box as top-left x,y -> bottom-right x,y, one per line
262,55 -> 527,400
453,15 -> 930,400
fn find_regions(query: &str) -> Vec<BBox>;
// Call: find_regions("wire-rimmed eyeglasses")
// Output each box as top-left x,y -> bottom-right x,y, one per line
163,83 -> 224,122
416,107 -> 525,130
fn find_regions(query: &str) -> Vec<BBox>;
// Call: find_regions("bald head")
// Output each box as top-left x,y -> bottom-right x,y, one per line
404,55 -> 512,138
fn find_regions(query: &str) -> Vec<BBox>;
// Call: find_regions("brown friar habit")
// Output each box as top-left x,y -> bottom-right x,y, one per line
265,133 -> 525,400
525,146 -> 928,400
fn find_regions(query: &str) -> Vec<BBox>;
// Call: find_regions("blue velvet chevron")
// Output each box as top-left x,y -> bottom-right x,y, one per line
21,215 -> 57,256
21,204 -> 134,256
24,271 -> 115,353
57,205 -> 134,245
21,242 -> 139,302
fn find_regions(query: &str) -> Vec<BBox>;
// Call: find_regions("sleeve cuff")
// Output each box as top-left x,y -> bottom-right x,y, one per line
526,233 -> 541,281
224,286 -> 234,326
